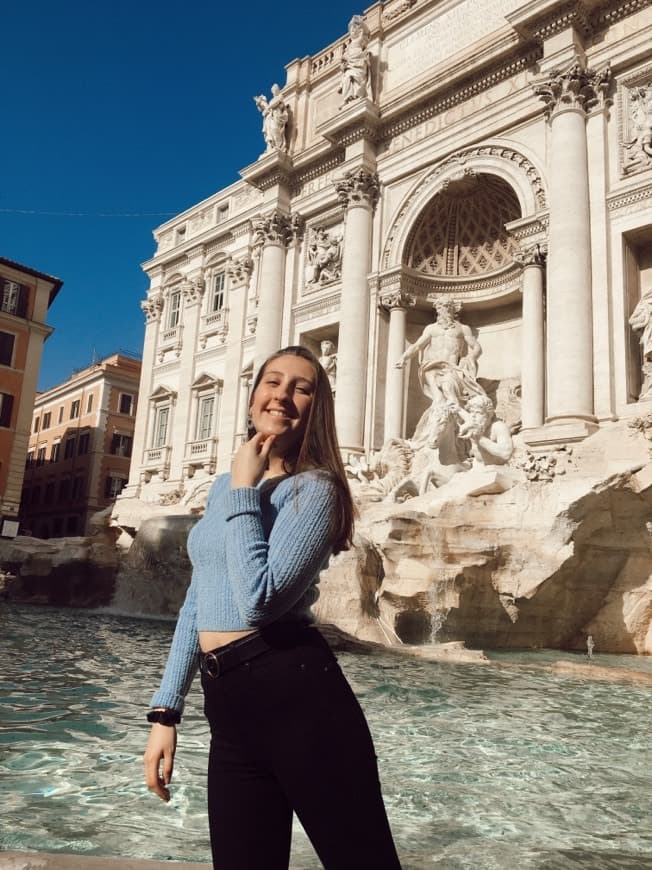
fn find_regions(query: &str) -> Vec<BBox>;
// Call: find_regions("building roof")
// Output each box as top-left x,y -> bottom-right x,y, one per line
0,255 -> 63,306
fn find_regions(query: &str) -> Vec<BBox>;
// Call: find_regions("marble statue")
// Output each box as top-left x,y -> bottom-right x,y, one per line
305,228 -> 343,285
338,15 -> 371,106
319,340 -> 338,391
457,394 -> 514,465
395,298 -> 485,408
629,288 -> 652,399
254,84 -> 289,153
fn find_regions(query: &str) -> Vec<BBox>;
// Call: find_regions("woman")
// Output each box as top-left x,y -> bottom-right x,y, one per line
144,346 -> 401,870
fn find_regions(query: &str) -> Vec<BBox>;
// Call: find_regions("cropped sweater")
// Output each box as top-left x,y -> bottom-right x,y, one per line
150,470 -> 337,713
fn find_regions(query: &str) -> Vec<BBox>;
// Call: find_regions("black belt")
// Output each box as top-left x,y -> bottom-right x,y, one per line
199,632 -> 272,679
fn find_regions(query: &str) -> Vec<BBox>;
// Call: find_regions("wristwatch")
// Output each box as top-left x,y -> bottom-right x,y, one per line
147,708 -> 181,726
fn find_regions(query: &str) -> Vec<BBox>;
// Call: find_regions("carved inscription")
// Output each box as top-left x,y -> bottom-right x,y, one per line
385,0 -> 521,91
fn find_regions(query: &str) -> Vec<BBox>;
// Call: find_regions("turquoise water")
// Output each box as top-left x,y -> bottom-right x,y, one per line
1,605 -> 652,869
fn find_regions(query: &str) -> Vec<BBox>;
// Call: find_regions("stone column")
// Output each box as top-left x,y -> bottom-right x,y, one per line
515,244 -> 547,430
252,211 -> 293,372
236,371 -> 253,442
170,276 -> 206,481
380,289 -> 415,440
333,168 -> 379,452
535,62 -> 610,426
124,292 -> 164,494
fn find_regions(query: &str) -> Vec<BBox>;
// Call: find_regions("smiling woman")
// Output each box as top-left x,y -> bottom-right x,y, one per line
143,345 -> 401,870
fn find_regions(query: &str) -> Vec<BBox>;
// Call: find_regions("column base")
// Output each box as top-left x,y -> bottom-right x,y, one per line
521,420 -> 599,450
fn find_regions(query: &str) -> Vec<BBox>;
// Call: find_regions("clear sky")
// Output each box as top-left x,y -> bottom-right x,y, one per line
2,0 -> 363,391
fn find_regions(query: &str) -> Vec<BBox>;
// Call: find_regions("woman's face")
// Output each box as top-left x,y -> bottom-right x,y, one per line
249,354 -> 316,455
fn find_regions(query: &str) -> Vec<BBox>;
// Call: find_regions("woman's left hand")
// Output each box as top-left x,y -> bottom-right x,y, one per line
231,432 -> 276,488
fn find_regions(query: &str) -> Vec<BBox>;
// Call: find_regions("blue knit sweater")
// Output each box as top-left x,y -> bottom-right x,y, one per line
150,470 -> 337,713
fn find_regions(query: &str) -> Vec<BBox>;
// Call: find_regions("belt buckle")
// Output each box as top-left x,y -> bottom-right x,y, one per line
203,652 -> 221,678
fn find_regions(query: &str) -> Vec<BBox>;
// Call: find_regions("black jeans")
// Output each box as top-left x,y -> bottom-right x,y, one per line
201,625 -> 402,869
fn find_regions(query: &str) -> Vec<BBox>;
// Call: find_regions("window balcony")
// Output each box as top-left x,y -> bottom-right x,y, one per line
199,308 -> 229,348
157,324 -> 183,361
142,445 -> 172,481
183,437 -> 218,476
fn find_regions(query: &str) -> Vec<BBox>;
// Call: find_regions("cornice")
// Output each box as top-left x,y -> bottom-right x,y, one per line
292,290 -> 342,324
607,181 -> 652,211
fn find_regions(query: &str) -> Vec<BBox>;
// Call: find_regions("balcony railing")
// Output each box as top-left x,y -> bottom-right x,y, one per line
157,324 -> 183,361
142,445 -> 172,481
183,437 -> 218,475
199,308 -> 229,348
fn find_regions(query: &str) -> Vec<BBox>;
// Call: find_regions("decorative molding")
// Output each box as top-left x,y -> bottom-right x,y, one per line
204,235 -> 235,258
620,69 -> 652,176
379,289 -> 416,311
381,0 -> 417,26
292,152 -> 345,194
534,61 -> 613,119
293,291 -> 342,325
594,0 -> 651,29
513,242 -> 548,268
606,182 -> 652,212
181,276 -> 206,306
304,226 -> 343,287
531,0 -> 593,41
252,211 -> 294,248
335,168 -> 380,210
227,255 -> 254,286
141,293 -> 164,324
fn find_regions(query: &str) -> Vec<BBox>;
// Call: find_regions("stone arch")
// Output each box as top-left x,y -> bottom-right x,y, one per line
382,142 -> 547,272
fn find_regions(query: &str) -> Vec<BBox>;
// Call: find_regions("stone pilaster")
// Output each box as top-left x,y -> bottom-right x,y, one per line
380,288 -> 415,440
252,210 -> 293,372
534,62 -> 610,431
170,276 -> 206,480
125,292 -> 164,494
515,244 -> 547,430
333,168 -> 379,451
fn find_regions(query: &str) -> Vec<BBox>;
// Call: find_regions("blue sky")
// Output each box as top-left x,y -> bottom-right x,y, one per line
2,0 -> 362,390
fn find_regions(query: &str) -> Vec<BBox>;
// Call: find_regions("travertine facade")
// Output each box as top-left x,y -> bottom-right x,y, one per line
22,353 -> 141,537
121,0 -> 652,507
0,257 -> 61,533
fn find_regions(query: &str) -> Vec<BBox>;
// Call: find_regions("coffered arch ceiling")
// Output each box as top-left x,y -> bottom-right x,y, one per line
404,173 -> 522,277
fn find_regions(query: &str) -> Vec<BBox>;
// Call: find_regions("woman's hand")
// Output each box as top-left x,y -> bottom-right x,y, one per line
231,432 -> 276,488
144,723 -> 177,802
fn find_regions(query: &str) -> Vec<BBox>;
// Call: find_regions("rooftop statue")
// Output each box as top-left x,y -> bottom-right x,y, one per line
338,15 -> 372,107
254,84 -> 289,154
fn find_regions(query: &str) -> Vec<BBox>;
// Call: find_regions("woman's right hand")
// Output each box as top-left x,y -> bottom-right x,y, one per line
144,723 -> 177,802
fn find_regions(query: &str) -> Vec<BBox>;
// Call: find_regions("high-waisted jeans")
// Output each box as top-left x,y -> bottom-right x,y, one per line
201,624 -> 402,869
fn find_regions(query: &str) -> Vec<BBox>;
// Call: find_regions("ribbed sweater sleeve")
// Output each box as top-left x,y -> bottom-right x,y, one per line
224,472 -> 337,626
149,575 -> 200,713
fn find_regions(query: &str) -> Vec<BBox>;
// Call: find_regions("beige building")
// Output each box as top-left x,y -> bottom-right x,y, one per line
120,0 -> 652,510
0,256 -> 62,535
21,353 -> 141,537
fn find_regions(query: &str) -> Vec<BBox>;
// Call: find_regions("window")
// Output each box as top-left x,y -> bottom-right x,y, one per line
216,204 -> 229,224
25,451 -> 34,468
36,447 -> 47,466
33,417 -> 40,434
31,486 -> 41,505
44,482 -> 55,504
154,407 -> 169,448
86,394 -> 94,413
104,476 -> 126,498
78,433 -> 89,455
50,442 -> 60,463
42,412 -> 51,430
119,393 -> 134,415
0,331 -> 15,366
111,433 -> 133,457
197,396 -> 215,440
59,478 -> 71,501
72,477 -> 85,500
211,272 -> 226,313
0,392 -> 14,428
1,279 -> 27,317
168,292 -> 181,328
64,438 -> 76,459
58,406 -> 64,423
70,399 -> 80,419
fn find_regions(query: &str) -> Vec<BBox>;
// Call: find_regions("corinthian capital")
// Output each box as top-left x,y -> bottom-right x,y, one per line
379,289 -> 416,311
534,62 -> 612,119
140,293 -> 164,323
513,242 -> 547,268
181,275 -> 206,305
252,211 -> 294,248
335,168 -> 380,211
227,255 -> 254,286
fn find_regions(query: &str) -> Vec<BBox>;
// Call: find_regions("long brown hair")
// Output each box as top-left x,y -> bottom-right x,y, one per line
248,345 -> 355,553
